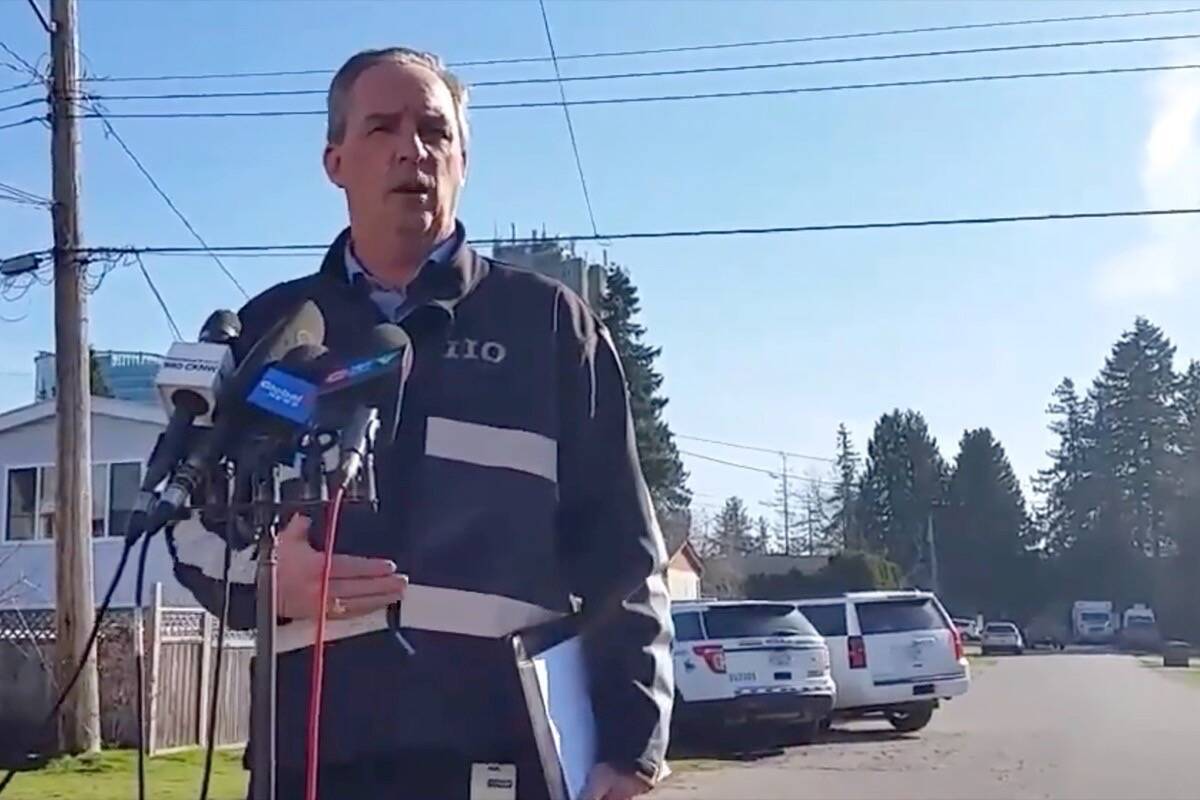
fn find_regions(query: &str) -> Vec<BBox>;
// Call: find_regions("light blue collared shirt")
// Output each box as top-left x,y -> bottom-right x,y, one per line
345,222 -> 464,323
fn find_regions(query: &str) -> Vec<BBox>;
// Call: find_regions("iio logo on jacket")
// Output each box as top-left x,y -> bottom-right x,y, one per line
247,367 -> 318,425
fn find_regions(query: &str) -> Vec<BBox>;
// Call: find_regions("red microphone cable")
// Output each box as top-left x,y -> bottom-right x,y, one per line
304,486 -> 347,800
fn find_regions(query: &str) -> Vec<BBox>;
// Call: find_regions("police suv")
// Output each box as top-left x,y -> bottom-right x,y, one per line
670,600 -> 836,745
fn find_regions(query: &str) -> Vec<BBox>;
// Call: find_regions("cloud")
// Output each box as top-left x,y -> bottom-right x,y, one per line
1095,60 -> 1200,301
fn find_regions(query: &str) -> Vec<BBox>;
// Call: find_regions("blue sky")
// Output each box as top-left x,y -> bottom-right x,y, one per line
3,0 -> 1200,531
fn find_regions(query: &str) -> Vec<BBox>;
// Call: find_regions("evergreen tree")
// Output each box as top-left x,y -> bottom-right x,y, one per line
800,478 -> 830,555
755,516 -> 771,555
941,429 -> 1033,619
712,496 -> 755,556
598,267 -> 690,511
1089,317 -> 1181,560
1033,378 -> 1095,557
857,410 -> 948,577
825,423 -> 861,550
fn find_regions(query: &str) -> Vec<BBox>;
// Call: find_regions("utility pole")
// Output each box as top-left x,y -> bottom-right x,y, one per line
780,452 -> 791,556
50,0 -> 100,754
926,511 -> 940,595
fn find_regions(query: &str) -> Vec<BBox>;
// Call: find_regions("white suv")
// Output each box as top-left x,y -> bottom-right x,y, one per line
794,591 -> 969,733
671,600 -> 836,744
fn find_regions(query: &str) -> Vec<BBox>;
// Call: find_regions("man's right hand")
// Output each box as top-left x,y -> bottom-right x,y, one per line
276,514 -> 408,621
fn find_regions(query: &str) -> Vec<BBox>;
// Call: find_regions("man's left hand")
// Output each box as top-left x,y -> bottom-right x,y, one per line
580,763 -> 654,800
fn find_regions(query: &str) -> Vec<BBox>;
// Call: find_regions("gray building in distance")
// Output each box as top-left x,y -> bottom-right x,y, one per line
492,231 -> 606,307
36,350 -> 162,405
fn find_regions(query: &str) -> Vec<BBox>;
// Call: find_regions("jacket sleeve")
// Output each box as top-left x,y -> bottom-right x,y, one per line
555,288 -> 675,780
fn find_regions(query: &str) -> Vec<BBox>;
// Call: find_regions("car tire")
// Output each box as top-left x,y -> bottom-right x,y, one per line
981,647 -> 991,656
887,702 -> 936,733
790,719 -> 821,745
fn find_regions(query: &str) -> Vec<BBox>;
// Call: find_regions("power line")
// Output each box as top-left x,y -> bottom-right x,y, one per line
75,61 -> 1200,119
539,0 -> 599,239
469,30 -> 1200,88
64,205 -> 1200,258
0,80 -> 39,95
0,115 -> 43,131
680,450 -> 832,485
676,434 -> 835,463
132,253 -> 183,341
83,30 -> 1200,103
0,96 -> 43,114
0,181 -> 51,207
82,101 -> 249,299
70,5 -> 1200,84
23,0 -> 52,35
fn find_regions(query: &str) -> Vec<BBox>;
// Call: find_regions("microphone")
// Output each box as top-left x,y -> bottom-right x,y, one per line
125,311 -> 241,543
144,300 -> 326,535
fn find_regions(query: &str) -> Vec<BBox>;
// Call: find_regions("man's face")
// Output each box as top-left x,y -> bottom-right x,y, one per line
324,61 -> 466,243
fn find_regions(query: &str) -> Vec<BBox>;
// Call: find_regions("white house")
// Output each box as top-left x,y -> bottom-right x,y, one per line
0,398 -> 195,609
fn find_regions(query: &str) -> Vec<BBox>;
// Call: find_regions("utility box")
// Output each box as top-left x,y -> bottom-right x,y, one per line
1163,640 -> 1192,668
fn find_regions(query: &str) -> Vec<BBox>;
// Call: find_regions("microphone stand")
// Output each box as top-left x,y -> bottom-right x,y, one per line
248,440 -> 282,800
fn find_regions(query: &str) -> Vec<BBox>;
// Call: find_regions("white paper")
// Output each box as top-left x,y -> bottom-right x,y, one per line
531,635 -> 597,800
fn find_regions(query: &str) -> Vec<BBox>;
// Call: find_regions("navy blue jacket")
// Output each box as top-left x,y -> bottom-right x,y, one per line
170,228 -> 674,778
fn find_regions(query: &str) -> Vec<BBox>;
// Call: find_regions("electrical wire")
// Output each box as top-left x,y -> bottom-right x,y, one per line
0,540 -> 137,796
133,533 -> 154,800
197,522 -> 234,800
24,0 -> 52,36
73,5 -> 1200,84
74,60 -> 1200,119
681,449 -> 834,485
87,29 -> 1200,102
61,205 -> 1200,259
80,101 -> 249,299
0,115 -> 43,131
539,0 -> 599,238
134,253 -> 184,341
0,96 -> 42,114
305,487 -> 348,800
675,433 -> 835,463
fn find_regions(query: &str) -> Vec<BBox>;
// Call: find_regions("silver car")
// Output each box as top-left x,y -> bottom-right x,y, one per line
981,621 -> 1025,655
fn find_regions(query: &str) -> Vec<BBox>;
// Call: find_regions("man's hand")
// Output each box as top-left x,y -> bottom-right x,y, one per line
580,763 -> 654,800
276,514 -> 407,621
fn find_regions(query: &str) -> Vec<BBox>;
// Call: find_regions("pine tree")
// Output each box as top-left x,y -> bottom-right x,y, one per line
825,423 -> 861,550
1033,378 -> 1095,557
598,266 -> 690,511
755,516 -> 771,555
941,429 -> 1033,619
800,479 -> 830,556
712,496 -> 755,556
1089,318 -> 1181,560
857,410 -> 948,577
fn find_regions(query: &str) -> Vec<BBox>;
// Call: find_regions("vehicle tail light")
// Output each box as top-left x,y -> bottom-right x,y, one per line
693,644 -> 727,674
848,635 -> 867,670
951,626 -> 964,661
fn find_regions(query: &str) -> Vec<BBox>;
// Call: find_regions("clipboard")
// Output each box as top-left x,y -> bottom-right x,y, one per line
511,615 -> 597,800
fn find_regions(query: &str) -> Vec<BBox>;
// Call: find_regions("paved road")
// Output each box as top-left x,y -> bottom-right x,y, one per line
652,653 -> 1200,800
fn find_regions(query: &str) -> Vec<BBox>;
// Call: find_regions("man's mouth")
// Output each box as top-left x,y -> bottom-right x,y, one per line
391,179 -> 434,198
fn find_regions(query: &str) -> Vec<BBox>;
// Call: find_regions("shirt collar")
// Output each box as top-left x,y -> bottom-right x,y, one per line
344,220 -> 466,292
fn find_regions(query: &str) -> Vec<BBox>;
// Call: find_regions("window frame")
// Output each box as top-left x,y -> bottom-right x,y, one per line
4,460 -> 144,542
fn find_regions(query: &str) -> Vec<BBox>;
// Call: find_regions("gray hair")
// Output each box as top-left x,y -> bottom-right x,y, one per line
326,47 -> 470,149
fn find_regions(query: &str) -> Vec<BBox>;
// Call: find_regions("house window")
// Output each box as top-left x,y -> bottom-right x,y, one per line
4,461 -> 143,540
6,468 -> 37,541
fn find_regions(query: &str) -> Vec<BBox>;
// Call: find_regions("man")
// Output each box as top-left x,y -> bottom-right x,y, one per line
170,47 -> 673,800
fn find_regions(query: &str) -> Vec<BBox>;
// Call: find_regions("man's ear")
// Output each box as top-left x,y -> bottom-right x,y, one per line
460,146 -> 469,186
323,144 -> 344,188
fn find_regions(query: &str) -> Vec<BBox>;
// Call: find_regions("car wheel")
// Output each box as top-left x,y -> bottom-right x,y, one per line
887,702 -> 936,733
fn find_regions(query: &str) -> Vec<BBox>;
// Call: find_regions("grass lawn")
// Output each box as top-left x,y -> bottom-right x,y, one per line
2,749 -> 247,800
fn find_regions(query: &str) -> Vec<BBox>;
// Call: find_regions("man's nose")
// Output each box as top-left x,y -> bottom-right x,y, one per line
394,126 -> 427,163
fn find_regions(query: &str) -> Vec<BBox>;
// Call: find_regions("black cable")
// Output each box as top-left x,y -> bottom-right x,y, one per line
59,205 -> 1200,258
74,60 -> 1200,119
82,30 -> 1200,102
82,104 -> 249,300
133,534 -> 153,800
0,540 -> 136,796
197,526 -> 233,800
675,433 -> 836,463
134,253 -> 184,341
73,5 -> 1200,83
23,0 -> 52,35
0,115 -> 43,131
538,0 -> 599,239
0,96 -> 42,114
